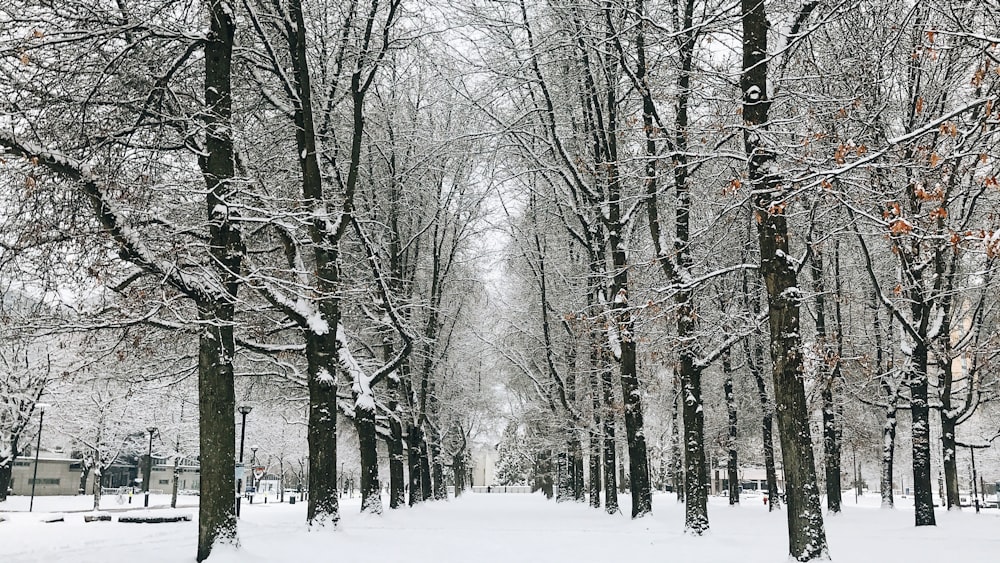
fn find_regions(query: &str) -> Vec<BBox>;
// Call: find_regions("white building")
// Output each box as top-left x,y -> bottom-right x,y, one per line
470,443 -> 498,487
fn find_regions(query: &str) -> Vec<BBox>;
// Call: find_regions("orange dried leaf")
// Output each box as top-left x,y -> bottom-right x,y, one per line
890,219 -> 912,235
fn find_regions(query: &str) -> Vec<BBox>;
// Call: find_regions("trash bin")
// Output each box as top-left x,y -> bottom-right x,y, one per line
289,495 -> 296,505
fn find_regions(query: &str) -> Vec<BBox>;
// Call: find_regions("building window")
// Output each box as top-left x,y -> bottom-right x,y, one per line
14,461 -> 30,467
159,480 -> 170,485
29,478 -> 60,485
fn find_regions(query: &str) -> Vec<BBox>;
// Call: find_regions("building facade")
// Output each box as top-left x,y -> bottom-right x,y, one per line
10,455 -> 97,496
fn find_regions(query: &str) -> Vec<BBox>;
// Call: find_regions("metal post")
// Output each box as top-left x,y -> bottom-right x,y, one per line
144,426 -> 157,507
250,446 -> 258,504
970,445 -> 979,514
853,446 -> 859,504
236,406 -> 252,517
28,404 -> 48,512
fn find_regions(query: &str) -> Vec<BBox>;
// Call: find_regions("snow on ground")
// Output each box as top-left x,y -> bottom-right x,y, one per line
2,492 -> 998,562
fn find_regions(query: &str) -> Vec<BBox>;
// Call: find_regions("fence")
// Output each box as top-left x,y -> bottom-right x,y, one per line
470,485 -> 532,494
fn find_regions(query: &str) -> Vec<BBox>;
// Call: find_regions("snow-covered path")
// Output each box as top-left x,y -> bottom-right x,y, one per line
2,492 -> 999,562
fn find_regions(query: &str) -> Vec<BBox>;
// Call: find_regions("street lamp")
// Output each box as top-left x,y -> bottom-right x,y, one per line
236,405 -> 252,517
144,426 -> 157,507
28,403 -> 50,513
250,445 -> 259,504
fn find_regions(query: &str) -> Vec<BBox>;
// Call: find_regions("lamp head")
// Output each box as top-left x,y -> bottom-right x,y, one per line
147,426 -> 158,435
238,405 -> 253,415
36,403 -> 51,413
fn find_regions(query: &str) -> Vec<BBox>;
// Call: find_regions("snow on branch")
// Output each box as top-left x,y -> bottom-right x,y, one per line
0,136 -> 226,304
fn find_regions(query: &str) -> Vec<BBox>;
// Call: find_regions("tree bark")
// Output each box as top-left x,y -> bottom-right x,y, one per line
305,334 -> 341,526
724,353 -> 739,506
809,232 -> 841,513
419,437 -> 433,502
196,3 -> 241,557
0,459 -> 10,502
602,361 -> 619,514
742,0 -> 827,558
195,304 -> 238,561
356,409 -> 383,513
589,328 -> 603,509
407,425 -> 424,506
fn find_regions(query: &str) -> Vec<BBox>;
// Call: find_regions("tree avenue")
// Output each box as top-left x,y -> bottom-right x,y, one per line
1,1 -> 1000,562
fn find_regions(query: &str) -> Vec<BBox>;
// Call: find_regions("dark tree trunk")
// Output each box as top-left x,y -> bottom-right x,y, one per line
613,284 -> 652,518
809,233 -> 841,513
196,3 -> 241,558
671,380 -> 684,503
407,426 -> 424,506
419,437 -> 433,502
556,451 -> 570,501
387,386 -> 406,509
196,305 -> 238,561
602,363 -> 619,514
431,440 -> 446,501
573,445 -> 585,502
681,358 -> 708,529
879,384 -> 897,508
909,340 -> 936,525
742,1 -> 827,558
589,345 -> 603,508
872,286 -> 897,509
356,409 -> 382,513
0,460 -> 12,502
305,335 -> 341,526
724,354 -> 739,505
746,277 -> 779,511
79,462 -> 91,497
453,451 -> 466,497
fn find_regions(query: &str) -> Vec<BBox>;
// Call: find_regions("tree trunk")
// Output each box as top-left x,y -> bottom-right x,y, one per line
602,363 -> 619,514
939,340 -> 960,511
195,304 -> 238,561
872,286 -> 896,509
809,230 -> 842,514
681,357 -> 708,529
431,441 -> 446,501
746,269 -> 779,511
79,462 -> 91,497
92,466 -> 102,511
741,0 -> 827,558
387,382 -> 406,509
0,463 -> 11,502
419,437 -> 433,502
171,458 -> 180,509
556,450 -> 570,502
0,457 -> 11,502
589,356 -> 603,508
724,354 -> 739,506
305,334 -> 341,527
671,380 -> 684,503
194,2 -> 243,560
407,425 -> 423,506
613,288 -> 652,518
880,394 -> 897,509
573,444 -> 585,502
909,340 -> 936,525
453,451 -> 466,497
356,408 -> 383,514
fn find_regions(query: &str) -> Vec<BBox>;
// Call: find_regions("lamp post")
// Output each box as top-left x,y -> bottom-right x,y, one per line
144,426 -> 157,507
28,403 -> 50,513
250,445 -> 259,504
236,406 -> 252,517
